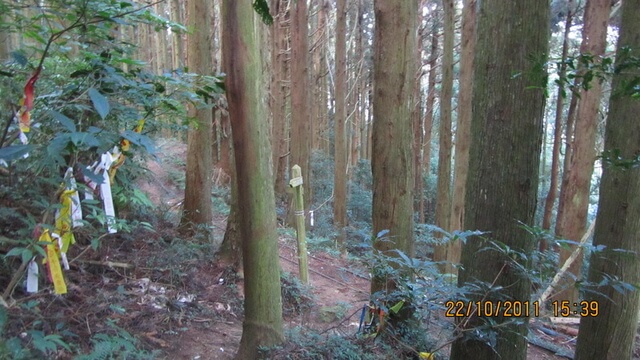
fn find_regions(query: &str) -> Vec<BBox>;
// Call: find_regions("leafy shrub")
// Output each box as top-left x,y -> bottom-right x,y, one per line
281,272 -> 315,317
76,319 -> 158,360
260,326 -> 379,360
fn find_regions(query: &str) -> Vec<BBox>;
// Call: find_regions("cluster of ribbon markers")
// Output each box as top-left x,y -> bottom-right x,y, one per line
8,69 -> 146,295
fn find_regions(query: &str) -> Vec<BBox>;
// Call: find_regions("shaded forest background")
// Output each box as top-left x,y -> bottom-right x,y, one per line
0,0 -> 639,359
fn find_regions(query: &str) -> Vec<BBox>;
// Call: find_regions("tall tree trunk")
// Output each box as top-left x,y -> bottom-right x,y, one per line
370,0 -> 417,322
270,0 -> 289,198
311,0 -> 328,152
219,143 -> 241,268
540,0 -> 573,252
449,0 -> 549,358
412,20 -> 424,222
449,0 -> 475,237
433,0 -> 454,273
179,0 -> 214,237
574,2 -> 640,358
421,23 -> 438,224
290,0 -> 311,209
333,0 -> 348,242
171,0 -> 184,69
448,0 -> 476,274
221,2 -> 284,358
552,0 -> 611,306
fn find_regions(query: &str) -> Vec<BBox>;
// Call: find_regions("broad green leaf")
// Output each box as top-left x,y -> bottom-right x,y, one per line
70,132 -> 100,148
49,110 -> 76,132
88,88 -> 110,119
0,145 -> 32,162
5,247 -> 24,258
81,166 -> 104,185
121,130 -> 155,154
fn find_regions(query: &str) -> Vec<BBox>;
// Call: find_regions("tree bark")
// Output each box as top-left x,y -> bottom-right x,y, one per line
179,0 -> 214,237
333,0 -> 348,242
553,0 -> 611,306
370,0 -> 417,320
540,1 -> 573,252
270,0 -> 289,198
433,0 -> 454,273
421,23 -> 438,224
574,3 -> 640,358
449,0 -> 549,359
412,17 -> 424,223
311,0 -> 329,152
221,2 -> 284,358
449,0 -> 475,267
290,0 -> 311,209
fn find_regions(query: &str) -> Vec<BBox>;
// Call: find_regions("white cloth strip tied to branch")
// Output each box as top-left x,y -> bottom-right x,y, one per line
84,152 -> 118,234
26,257 -> 38,293
51,232 -> 69,270
66,167 -> 84,228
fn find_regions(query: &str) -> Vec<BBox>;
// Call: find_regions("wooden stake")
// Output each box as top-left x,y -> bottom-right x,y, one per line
290,165 -> 309,284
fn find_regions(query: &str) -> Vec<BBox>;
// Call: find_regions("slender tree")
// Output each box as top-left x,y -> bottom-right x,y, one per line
449,0 -> 476,272
311,0 -> 329,152
290,0 -> 311,209
420,18 -> 438,223
179,0 -> 213,237
433,0 -> 454,273
170,0 -> 184,69
574,3 -> 640,358
270,0 -> 289,197
540,0 -> 574,252
553,0 -> 611,305
370,0 -> 417,322
221,1 -> 284,358
449,0 -> 549,358
333,0 -> 348,243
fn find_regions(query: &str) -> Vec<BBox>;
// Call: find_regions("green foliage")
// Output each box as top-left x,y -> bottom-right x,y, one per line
75,319 -> 157,360
253,0 -> 274,25
308,152 -> 373,251
551,48 -> 640,99
260,326 -> 379,360
0,0 -> 223,289
0,305 -> 75,359
0,0 -> 223,186
280,271 -> 315,316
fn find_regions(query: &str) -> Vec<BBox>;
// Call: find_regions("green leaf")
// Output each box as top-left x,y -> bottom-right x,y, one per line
121,130 -> 155,154
5,247 -> 24,258
253,0 -> 273,25
81,166 -> 104,185
11,51 -> 28,66
88,88 -> 110,119
389,300 -> 404,314
21,248 -> 33,264
49,110 -> 76,132
70,132 -> 101,148
0,145 -> 32,162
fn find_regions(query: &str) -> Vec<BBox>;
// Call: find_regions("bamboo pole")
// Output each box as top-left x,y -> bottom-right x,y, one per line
290,165 -> 309,284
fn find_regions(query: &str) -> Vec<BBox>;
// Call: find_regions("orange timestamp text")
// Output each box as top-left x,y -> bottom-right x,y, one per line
445,300 -> 540,318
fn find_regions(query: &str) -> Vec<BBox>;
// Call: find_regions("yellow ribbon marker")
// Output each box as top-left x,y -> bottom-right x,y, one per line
109,119 -> 145,182
55,189 -> 77,270
40,230 -> 67,295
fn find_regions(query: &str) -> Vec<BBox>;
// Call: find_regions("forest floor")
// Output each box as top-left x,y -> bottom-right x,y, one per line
5,137 -> 637,359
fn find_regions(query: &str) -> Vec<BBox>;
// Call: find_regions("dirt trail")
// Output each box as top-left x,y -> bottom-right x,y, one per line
145,138 -> 572,360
